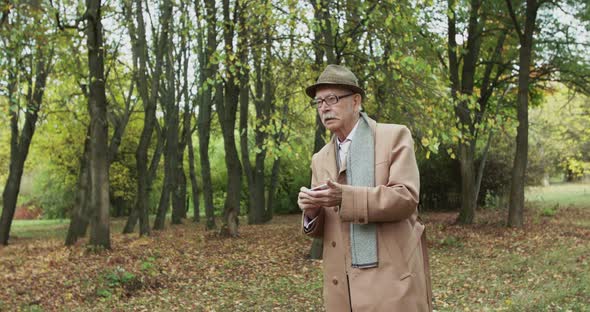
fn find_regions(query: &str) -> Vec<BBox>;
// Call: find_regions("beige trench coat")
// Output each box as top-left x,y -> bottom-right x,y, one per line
303,117 -> 433,311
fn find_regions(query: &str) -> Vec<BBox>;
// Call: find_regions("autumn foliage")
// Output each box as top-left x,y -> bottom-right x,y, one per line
1,205 -> 589,311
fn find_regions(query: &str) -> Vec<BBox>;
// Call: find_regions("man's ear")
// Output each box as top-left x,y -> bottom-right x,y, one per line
353,94 -> 362,112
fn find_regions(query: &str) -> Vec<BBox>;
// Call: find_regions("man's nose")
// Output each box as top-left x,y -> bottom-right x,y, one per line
318,102 -> 330,113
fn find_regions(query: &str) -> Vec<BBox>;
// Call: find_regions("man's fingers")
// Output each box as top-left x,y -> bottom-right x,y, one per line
299,191 -> 315,200
327,180 -> 340,189
302,188 -> 330,198
299,197 -> 315,204
300,202 -> 319,210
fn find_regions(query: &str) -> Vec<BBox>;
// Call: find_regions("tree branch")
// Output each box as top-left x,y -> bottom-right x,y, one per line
505,0 -> 523,41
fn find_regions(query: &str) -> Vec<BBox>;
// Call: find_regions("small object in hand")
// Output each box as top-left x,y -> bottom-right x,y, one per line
311,183 -> 328,191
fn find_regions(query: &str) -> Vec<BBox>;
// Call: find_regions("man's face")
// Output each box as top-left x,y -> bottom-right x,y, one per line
315,86 -> 361,136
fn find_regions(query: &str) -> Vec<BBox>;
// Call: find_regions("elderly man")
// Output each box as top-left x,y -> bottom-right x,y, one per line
298,64 -> 432,311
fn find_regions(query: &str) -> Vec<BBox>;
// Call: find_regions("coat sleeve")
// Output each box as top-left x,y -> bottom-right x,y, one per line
301,154 -> 325,237
339,125 -> 419,224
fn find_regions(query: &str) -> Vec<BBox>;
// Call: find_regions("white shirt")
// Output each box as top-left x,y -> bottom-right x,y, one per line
336,118 -> 360,169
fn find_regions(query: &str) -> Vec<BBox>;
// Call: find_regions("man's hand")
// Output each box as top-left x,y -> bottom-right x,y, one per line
298,180 -> 343,218
298,187 -> 321,218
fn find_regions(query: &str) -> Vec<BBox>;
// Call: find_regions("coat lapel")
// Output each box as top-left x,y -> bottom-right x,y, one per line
321,137 -> 339,182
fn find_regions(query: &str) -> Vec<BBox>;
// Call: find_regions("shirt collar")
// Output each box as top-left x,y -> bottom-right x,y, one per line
337,118 -> 361,146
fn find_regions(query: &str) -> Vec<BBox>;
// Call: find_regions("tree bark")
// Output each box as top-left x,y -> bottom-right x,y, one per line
86,0 -> 111,249
0,47 -> 50,245
455,141 -> 476,224
65,126 -> 91,245
123,126 -> 164,234
240,40 -> 255,224
154,12 -> 179,229
447,0 -> 490,224
318,0 -> 336,64
155,88 -> 180,230
67,12 -> 135,244
507,0 -> 538,227
308,0 -> 328,260
187,129 -> 200,222
122,0 -> 170,236
217,0 -> 243,237
266,102 -> 289,221
172,9 -> 192,225
242,17 -> 266,225
199,0 -> 217,230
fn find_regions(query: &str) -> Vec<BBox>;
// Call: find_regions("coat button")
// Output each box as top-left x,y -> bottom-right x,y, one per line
331,241 -> 336,247
332,278 -> 338,285
333,206 -> 338,212
359,217 -> 365,223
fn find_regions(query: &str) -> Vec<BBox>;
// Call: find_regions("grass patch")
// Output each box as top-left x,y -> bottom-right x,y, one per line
526,183 -> 590,209
9,217 -> 151,241
508,244 -> 590,311
10,219 -> 70,239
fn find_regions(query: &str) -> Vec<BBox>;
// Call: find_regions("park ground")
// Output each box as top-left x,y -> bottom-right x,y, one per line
0,183 -> 589,311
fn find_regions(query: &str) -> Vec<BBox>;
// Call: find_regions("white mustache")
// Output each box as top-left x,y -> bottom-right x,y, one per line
322,113 -> 338,122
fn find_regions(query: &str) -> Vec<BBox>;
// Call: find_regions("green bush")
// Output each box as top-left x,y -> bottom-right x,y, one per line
476,158 -> 512,207
418,148 -> 461,211
30,167 -> 77,219
97,266 -> 141,299
273,154 -> 311,215
540,204 -> 559,217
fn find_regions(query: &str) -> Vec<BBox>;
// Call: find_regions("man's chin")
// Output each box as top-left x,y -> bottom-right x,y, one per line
323,121 -> 338,131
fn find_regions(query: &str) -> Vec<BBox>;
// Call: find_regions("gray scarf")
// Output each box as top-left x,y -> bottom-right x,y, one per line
345,112 -> 378,268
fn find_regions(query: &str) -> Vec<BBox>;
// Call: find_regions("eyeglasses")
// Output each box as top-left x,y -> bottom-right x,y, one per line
311,93 -> 355,108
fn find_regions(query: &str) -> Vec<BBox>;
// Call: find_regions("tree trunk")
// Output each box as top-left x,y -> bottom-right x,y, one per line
217,0 -> 243,237
188,131 -> 200,222
123,127 -> 164,234
172,166 -> 187,222
507,0 -> 538,227
474,127 -> 494,205
199,0 -> 217,230
122,206 -> 139,234
87,0 -> 110,249
106,80 -> 134,164
172,9 -> 191,224
240,51 -> 255,224
474,88 -> 507,206
123,0 -> 170,236
154,165 -> 171,230
455,141 -> 476,224
310,118 -> 325,258
153,0 -> 177,231
318,0 -> 336,64
243,24 -> 267,225
266,154 -> 281,221
0,166 -> 21,245
308,0 -> 328,260
447,0 -> 487,225
0,47 -> 49,245
219,105 -> 242,237
65,127 -> 91,245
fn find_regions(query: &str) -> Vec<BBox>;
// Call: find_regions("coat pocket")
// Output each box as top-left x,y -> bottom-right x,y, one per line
378,224 -> 410,279
403,222 -> 424,265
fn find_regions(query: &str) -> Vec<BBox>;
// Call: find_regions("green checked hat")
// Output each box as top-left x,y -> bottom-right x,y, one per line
305,64 -> 365,98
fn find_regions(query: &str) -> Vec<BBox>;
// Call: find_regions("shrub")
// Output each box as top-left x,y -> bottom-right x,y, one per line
418,149 -> 461,211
